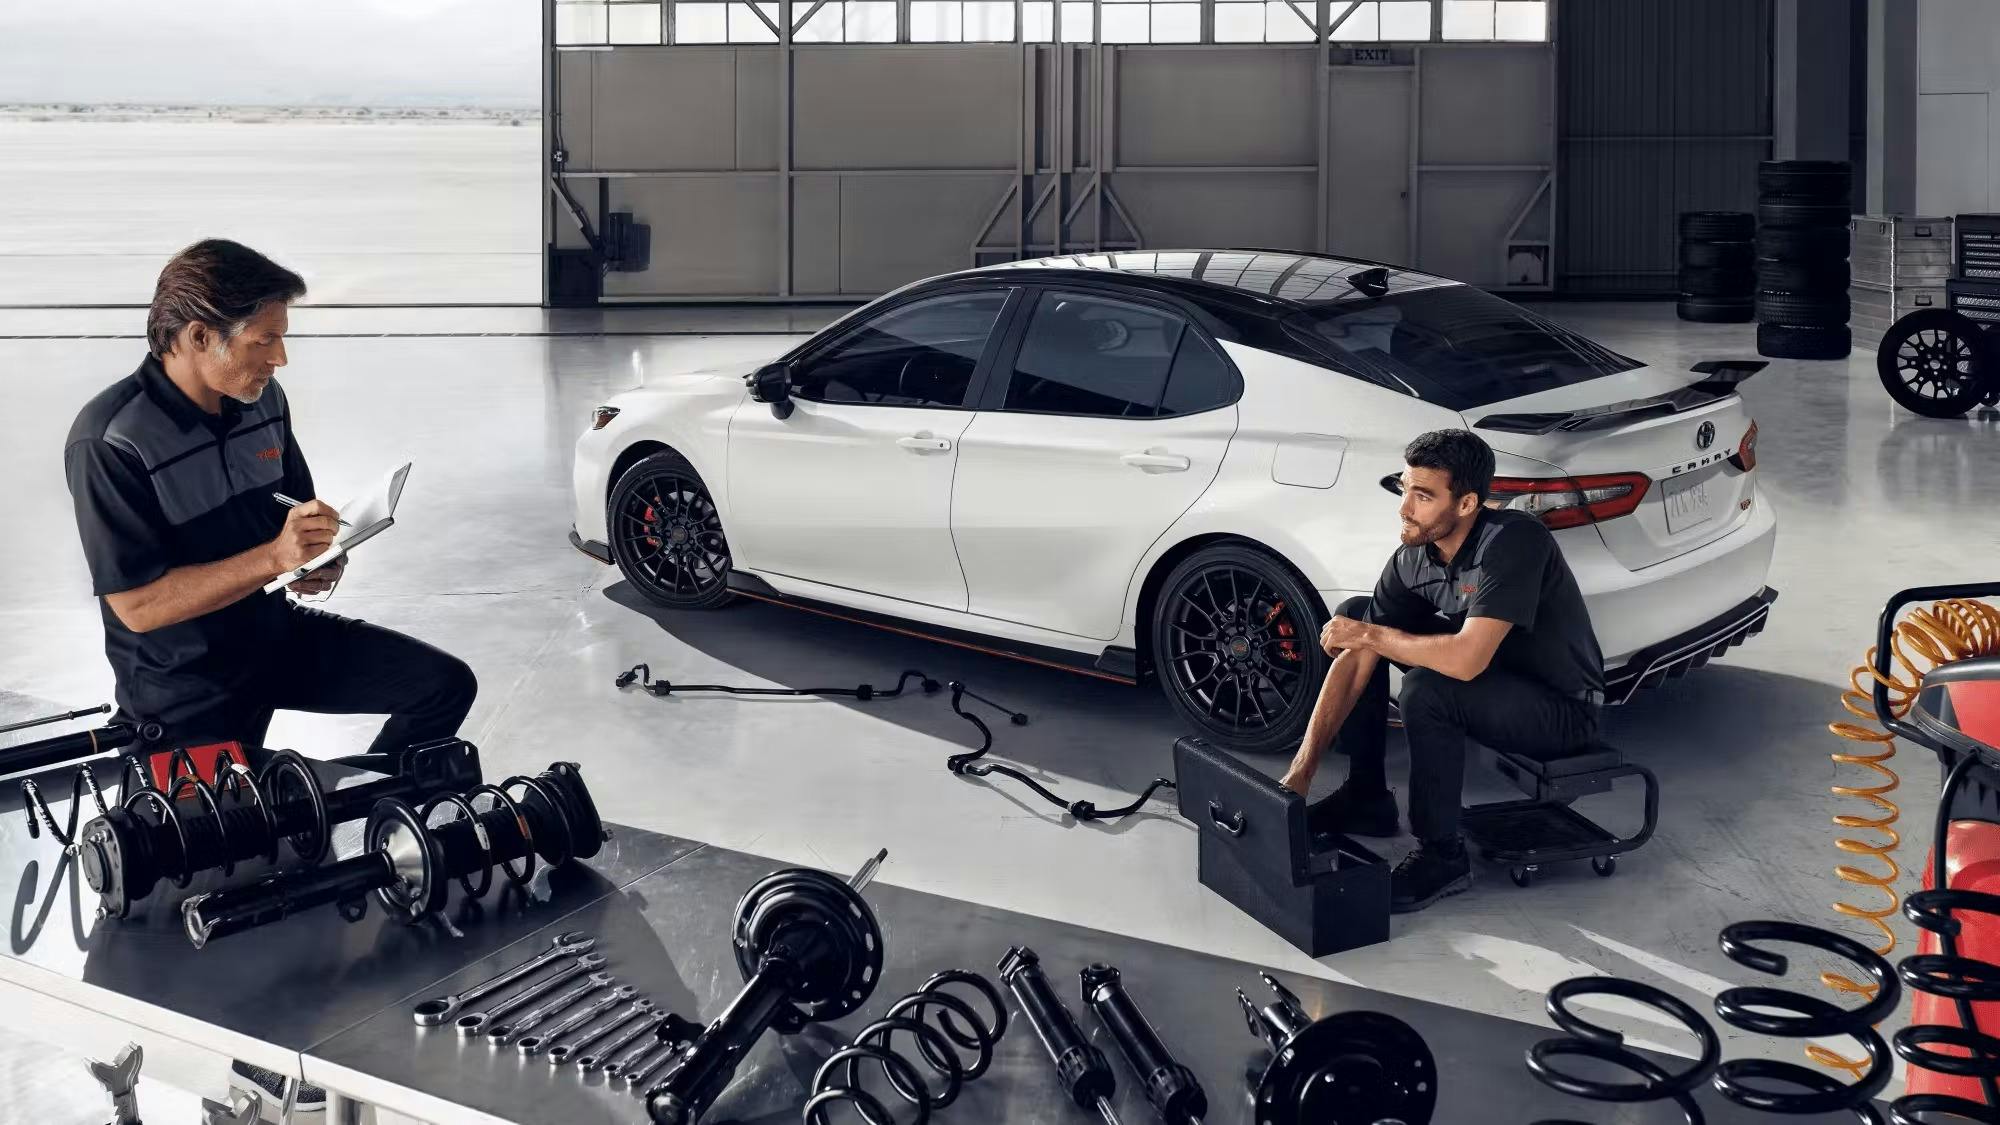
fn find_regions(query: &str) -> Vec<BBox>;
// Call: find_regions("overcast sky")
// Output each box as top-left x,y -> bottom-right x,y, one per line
0,0 -> 540,106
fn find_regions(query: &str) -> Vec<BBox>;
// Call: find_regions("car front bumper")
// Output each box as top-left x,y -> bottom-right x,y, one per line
1603,586 -> 1778,705
569,526 -> 613,565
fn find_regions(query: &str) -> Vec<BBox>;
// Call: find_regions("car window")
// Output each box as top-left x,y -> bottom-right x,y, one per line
794,291 -> 1009,408
1283,284 -> 1641,409
1158,333 -> 1237,415
1004,292 -> 1188,418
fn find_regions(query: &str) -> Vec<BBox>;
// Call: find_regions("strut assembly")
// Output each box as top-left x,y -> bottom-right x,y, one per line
180,761 -> 606,947
643,849 -> 890,1124
77,739 -> 481,918
1238,974 -> 1437,1125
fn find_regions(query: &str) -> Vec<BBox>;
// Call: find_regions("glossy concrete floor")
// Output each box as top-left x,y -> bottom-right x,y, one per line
4,301 -> 2000,1116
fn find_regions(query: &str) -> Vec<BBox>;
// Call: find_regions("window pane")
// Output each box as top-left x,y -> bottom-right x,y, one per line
1153,3 -> 1200,42
966,0 -> 1015,39
1025,0 -> 1055,40
1381,0 -> 1432,39
796,1 -> 844,41
851,1 -> 898,40
1441,0 -> 1492,39
1161,335 -> 1236,416
911,0 -> 963,40
1215,2 -> 1262,41
676,1 -> 727,40
1330,1 -> 1380,40
557,1 -> 609,44
1060,0 -> 1094,40
1496,0 -> 1546,40
727,2 -> 778,41
1006,294 -> 1186,418
609,2 -> 664,42
1268,0 -> 1316,40
798,293 -> 1008,409
1101,4 -> 1148,42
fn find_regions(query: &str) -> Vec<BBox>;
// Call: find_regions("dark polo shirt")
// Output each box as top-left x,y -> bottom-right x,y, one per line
1371,507 -> 1605,703
65,356 -> 312,724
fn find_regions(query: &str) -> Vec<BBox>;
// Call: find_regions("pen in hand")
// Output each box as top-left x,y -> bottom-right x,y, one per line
272,492 -> 351,527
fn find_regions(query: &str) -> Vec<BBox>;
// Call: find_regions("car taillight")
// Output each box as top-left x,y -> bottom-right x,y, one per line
1730,420 -> 1758,472
1488,473 -> 1652,530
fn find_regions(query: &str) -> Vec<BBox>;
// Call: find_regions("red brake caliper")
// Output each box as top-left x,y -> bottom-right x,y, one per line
642,505 -> 660,547
1266,600 -> 1300,662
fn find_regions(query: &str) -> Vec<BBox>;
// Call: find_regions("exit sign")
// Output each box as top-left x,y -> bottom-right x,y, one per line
1352,47 -> 1395,64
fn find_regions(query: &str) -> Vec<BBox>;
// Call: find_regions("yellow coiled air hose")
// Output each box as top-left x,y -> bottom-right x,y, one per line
1815,598 -> 2000,1076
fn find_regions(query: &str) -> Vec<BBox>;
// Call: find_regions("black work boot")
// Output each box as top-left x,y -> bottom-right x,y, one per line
1305,783 -> 1400,839
1390,837 -> 1473,913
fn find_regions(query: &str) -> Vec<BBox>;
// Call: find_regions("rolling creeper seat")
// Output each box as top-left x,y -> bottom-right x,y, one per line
1458,742 -> 1659,887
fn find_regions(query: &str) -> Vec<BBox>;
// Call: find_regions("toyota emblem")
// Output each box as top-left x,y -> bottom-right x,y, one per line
1695,421 -> 1716,450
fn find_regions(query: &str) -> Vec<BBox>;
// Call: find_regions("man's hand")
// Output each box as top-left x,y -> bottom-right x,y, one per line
287,556 -> 345,596
267,499 -> 340,574
1320,615 -> 1374,656
1279,764 -> 1314,796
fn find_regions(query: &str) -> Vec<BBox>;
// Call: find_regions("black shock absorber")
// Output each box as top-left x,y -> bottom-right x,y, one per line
178,761 -> 605,947
998,946 -> 1123,1125
646,850 -> 889,1125
2,711 -> 158,776
76,739 -> 482,918
1080,964 -> 1205,1125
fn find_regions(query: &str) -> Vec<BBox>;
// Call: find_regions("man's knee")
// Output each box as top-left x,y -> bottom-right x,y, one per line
1398,667 -> 1458,721
431,652 -> 478,708
1336,595 -> 1372,622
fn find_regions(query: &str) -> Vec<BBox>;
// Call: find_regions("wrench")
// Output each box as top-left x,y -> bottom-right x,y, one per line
412,931 -> 595,1026
455,953 -> 607,1037
486,972 -> 616,1045
621,1039 -> 683,1092
546,998 -> 655,1066
514,983 -> 636,1054
585,1014 -> 667,1075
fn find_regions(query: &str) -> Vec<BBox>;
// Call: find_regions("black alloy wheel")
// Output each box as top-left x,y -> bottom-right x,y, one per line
608,449 -> 735,609
1152,544 -> 1327,755
1877,310 -> 1992,419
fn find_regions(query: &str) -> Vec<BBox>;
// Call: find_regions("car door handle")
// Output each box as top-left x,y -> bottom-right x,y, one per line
897,435 -> 953,454
1121,451 -> 1191,472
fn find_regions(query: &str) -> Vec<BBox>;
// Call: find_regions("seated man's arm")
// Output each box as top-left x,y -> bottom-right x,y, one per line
1357,617 -> 1512,682
68,439 -> 337,634
1344,521 -> 1550,682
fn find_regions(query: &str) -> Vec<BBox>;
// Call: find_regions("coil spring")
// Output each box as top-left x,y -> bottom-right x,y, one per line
1524,977 -> 1721,1125
1821,599 -> 2000,1078
1889,886 -> 2000,1123
22,757 -> 132,852
381,768 -> 586,920
802,970 -> 1009,1125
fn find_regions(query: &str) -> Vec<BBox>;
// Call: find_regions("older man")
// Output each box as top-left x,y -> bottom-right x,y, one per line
65,238 -> 476,752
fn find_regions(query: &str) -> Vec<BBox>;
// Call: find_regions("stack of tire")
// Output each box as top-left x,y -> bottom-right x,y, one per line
1677,212 -> 1756,322
1755,160 -> 1853,360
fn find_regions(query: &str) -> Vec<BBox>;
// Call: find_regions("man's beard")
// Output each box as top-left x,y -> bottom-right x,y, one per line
227,382 -> 266,405
1399,510 -> 1460,547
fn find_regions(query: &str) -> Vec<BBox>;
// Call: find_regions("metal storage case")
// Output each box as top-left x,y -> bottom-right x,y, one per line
1850,215 -> 1955,350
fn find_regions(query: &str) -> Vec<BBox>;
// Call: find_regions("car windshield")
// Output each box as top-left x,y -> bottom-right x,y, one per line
1283,284 -> 1641,410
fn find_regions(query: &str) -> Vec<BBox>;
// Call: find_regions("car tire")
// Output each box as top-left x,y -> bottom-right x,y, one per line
1758,322 -> 1851,361
1679,241 -> 1753,271
1678,212 -> 1755,242
1150,543 -> 1328,756
1677,297 -> 1755,324
607,449 -> 735,609
1756,259 -> 1850,295
1677,267 -> 1752,298
1757,200 -> 1852,230
1756,292 -> 1849,329
1756,227 -> 1849,265
1876,309 -> 1993,419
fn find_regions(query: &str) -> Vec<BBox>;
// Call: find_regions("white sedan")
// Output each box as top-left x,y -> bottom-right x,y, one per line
570,251 -> 1778,754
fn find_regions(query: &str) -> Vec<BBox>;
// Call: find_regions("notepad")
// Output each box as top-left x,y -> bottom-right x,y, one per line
263,463 -> 411,595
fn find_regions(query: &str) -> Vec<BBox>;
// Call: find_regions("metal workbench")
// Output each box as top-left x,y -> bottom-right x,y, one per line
2,753 -> 1864,1124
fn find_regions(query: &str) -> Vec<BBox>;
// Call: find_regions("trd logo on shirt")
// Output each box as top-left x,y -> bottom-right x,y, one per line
254,446 -> 282,461
1459,582 -> 1478,596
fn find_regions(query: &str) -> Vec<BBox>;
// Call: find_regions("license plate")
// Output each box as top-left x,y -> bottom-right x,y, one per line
1663,474 -> 1714,534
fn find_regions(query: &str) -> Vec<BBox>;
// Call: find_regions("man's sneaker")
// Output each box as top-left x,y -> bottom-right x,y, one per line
1305,784 -> 1399,839
1390,841 -> 1473,913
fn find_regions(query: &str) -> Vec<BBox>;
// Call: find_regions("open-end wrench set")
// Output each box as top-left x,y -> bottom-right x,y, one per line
409,929 -> 702,1098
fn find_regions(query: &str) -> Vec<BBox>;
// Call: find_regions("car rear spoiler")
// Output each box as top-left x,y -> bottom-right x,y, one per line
1474,360 -> 1767,436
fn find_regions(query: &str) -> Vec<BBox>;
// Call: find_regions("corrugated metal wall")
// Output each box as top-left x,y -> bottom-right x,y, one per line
1557,0 -> 1773,295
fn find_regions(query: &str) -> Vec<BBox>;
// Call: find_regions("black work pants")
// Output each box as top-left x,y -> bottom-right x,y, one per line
1331,595 -> 1599,843
161,604 -> 478,756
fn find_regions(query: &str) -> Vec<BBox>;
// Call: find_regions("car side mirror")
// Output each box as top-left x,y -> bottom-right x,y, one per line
748,362 -> 794,420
